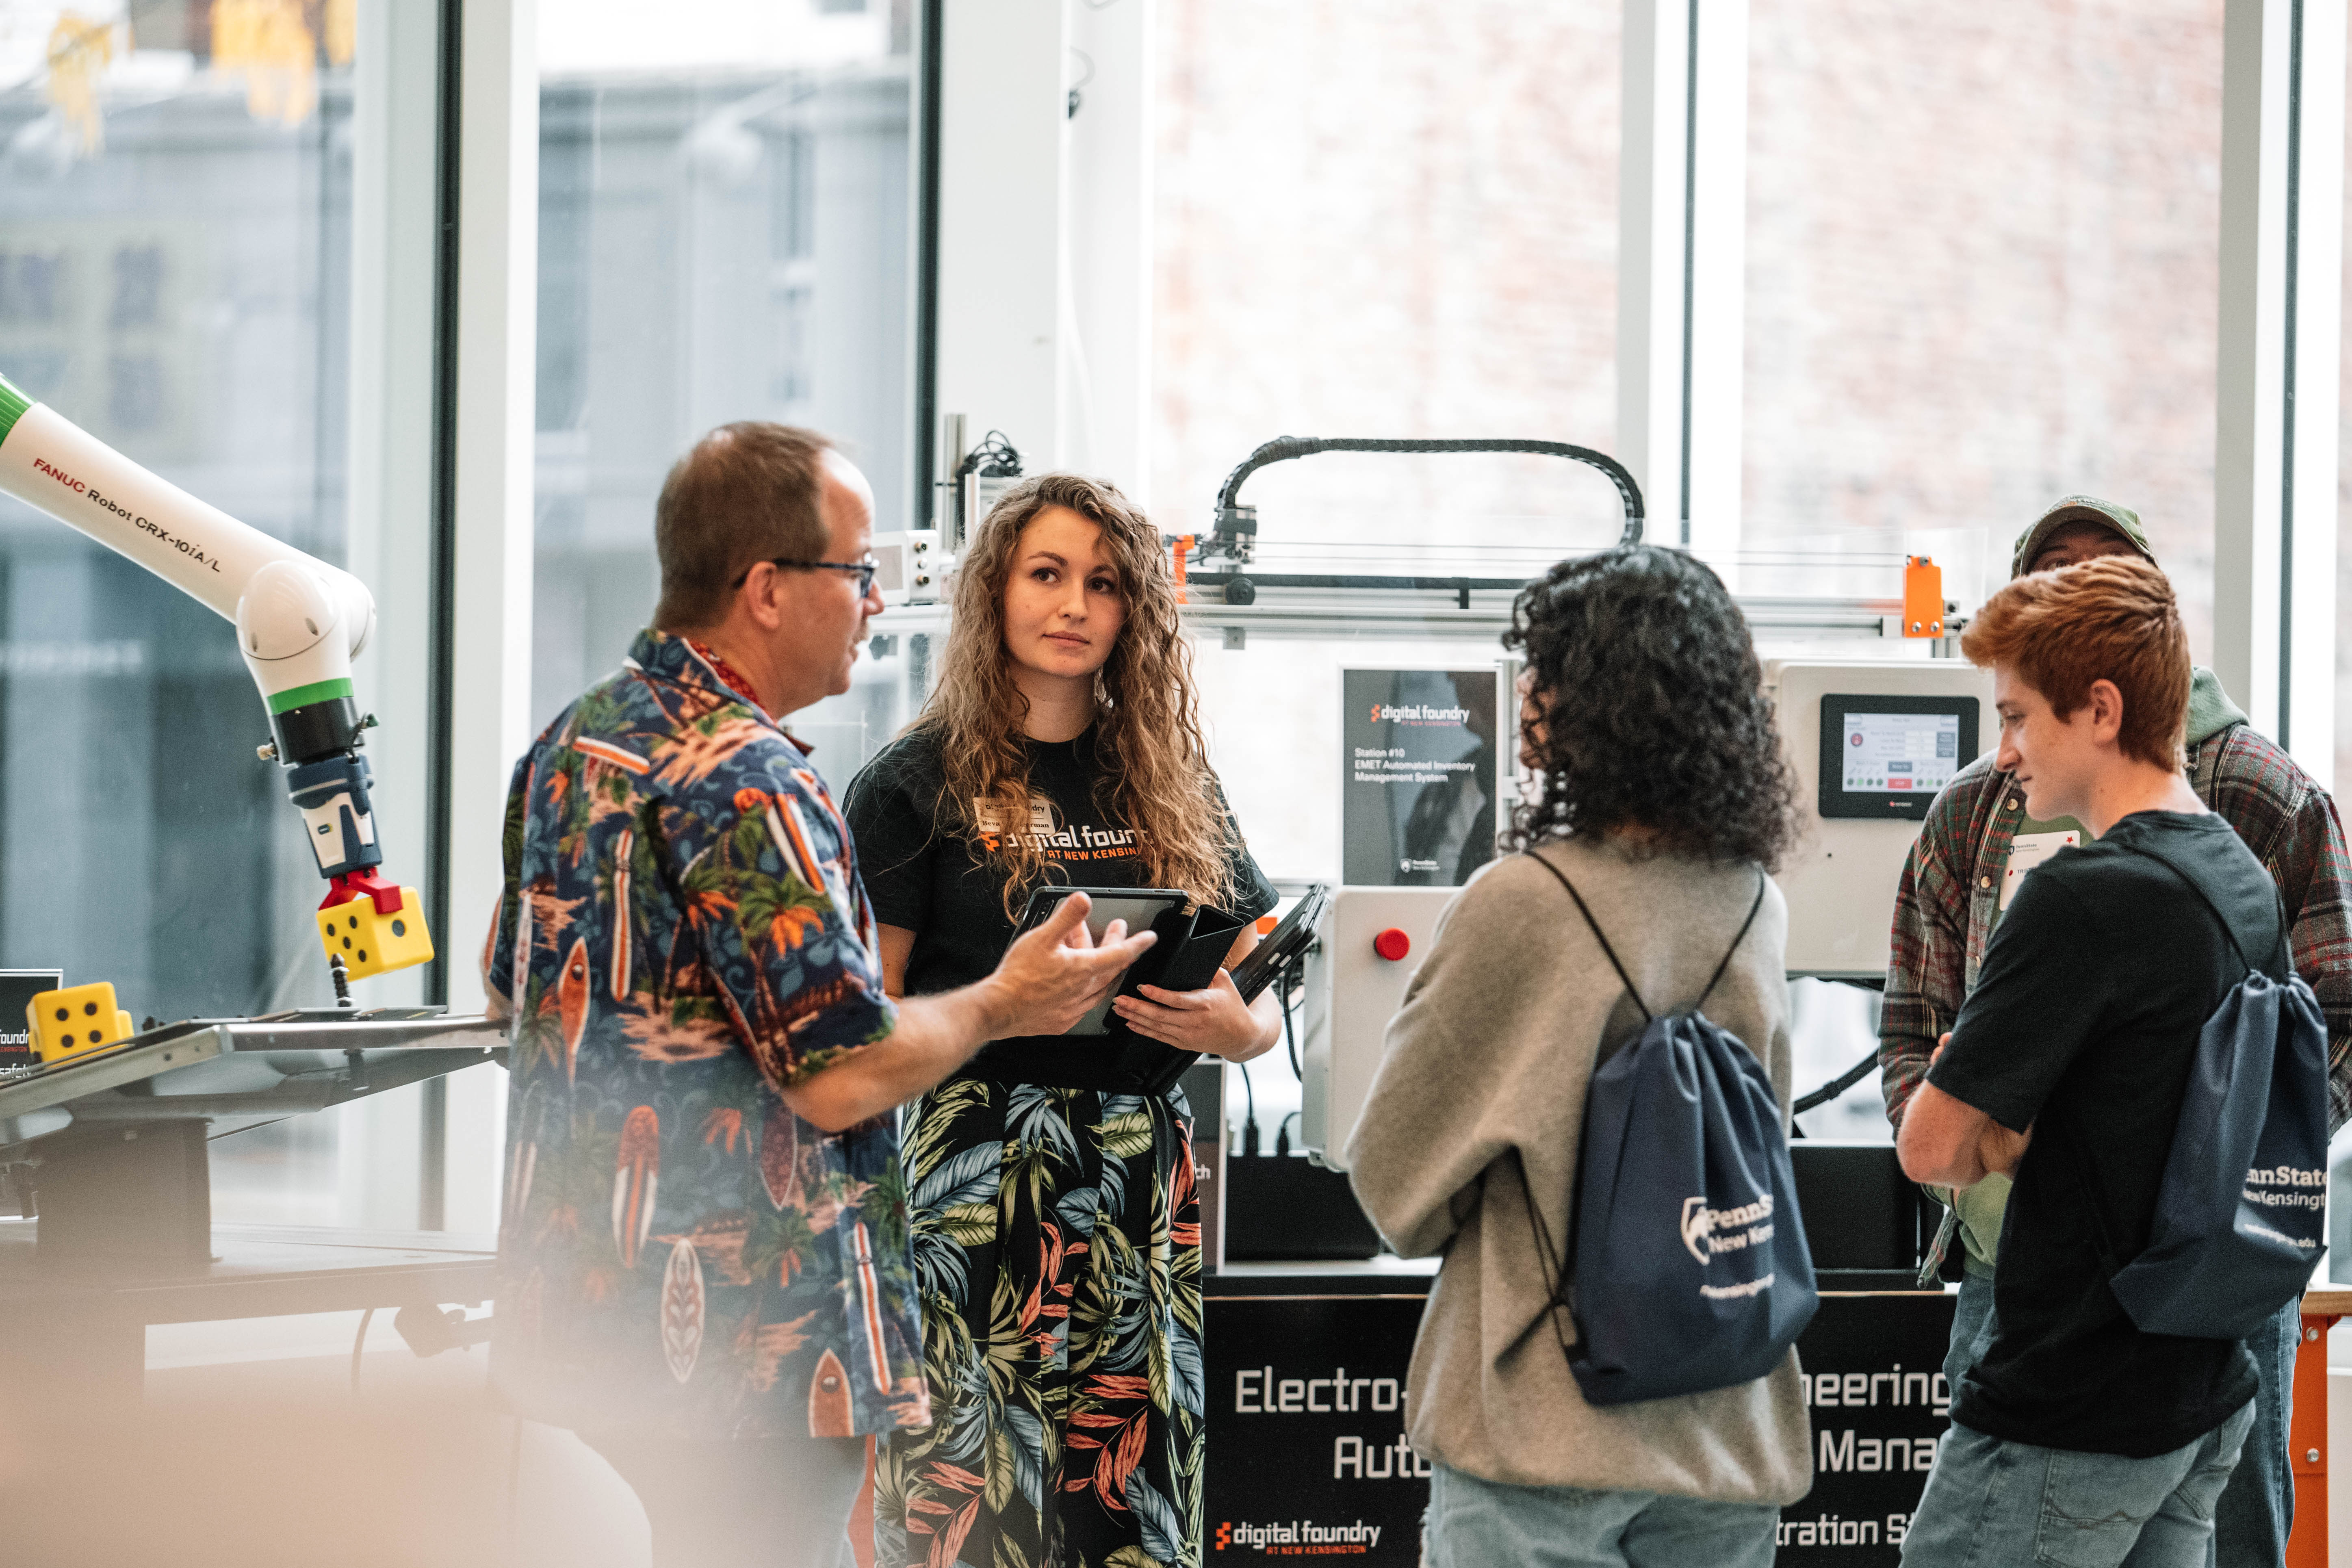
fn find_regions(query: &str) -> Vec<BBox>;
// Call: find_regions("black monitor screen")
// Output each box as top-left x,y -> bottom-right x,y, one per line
1818,694 -> 1979,820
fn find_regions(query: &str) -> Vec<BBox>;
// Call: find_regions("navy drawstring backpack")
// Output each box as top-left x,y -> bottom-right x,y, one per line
1518,856 -> 1818,1407
2101,842 -> 2328,1340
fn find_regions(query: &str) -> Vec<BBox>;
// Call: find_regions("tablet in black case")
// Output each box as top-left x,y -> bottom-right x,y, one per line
975,889 -> 1251,1094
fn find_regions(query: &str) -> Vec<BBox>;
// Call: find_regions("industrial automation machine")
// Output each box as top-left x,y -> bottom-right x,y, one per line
0,368 -> 470,1260
1294,656 -> 1990,1161
1169,436 -> 1987,1172
1293,659 -> 1990,1167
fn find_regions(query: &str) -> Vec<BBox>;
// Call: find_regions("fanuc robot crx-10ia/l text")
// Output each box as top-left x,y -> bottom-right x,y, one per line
0,370 -> 432,985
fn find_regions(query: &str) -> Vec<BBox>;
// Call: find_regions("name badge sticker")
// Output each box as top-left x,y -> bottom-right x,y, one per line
2000,830 -> 2080,911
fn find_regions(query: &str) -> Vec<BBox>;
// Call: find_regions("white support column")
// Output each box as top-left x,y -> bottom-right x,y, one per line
2287,0 -> 2343,786
2215,0 -> 2291,733
1618,0 -> 1690,542
1062,0 -> 1155,501
347,0 -> 440,1001
1620,0 -> 1747,570
1683,0 -> 1748,571
933,0 -> 1068,479
337,0 -> 447,1231
444,0 -> 538,1013
2216,0 -> 2342,784
439,0 -> 539,1231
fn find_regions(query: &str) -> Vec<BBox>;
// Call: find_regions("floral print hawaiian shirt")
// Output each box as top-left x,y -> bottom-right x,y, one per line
486,627 -> 929,1441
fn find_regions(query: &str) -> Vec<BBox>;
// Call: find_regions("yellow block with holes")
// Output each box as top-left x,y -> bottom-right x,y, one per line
28,983 -> 132,1063
315,887 -> 434,980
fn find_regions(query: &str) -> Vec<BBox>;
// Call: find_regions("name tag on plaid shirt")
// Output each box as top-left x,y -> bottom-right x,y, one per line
2001,829 -> 2081,912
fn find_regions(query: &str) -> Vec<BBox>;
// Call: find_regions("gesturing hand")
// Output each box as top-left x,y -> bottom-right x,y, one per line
1112,969 -> 1274,1061
983,893 -> 1158,1039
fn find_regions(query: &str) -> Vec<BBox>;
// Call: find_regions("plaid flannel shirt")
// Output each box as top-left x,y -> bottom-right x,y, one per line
1881,721 -> 2352,1163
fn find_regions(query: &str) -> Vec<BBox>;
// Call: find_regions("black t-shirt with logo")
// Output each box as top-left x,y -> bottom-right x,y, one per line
1927,810 -> 2274,1457
843,724 -> 1278,1003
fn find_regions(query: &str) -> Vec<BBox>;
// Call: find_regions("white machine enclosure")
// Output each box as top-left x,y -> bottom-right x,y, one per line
1768,658 -> 1996,977
1295,661 -> 1996,1165
1299,885 -> 1455,1169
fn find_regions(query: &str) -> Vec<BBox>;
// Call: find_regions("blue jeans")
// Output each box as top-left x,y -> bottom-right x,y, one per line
1900,1407 -> 2254,1568
1423,1463 -> 1780,1568
1943,1269 -> 1999,1402
1944,1273 -> 2297,1568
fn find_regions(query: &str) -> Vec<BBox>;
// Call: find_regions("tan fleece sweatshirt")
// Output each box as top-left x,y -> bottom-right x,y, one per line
1344,837 -> 1814,1504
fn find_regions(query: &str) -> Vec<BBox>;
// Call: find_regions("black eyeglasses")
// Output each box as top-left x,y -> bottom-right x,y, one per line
732,556 -> 879,594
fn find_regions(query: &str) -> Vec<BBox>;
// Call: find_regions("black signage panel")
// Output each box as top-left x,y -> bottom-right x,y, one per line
0,970 -> 60,1069
1204,1288 -> 1958,1565
1204,1293 -> 1429,1561
1780,1293 -> 1959,1562
1341,668 -> 1499,887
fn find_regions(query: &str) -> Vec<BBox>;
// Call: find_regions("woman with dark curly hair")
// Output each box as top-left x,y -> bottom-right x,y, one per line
1347,546 -> 1811,1568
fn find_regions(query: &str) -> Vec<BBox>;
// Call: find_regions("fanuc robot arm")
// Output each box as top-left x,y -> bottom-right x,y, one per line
0,370 -> 432,985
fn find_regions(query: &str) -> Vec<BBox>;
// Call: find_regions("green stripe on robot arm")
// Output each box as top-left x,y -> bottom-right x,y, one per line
0,372 -> 30,447
267,677 -> 356,714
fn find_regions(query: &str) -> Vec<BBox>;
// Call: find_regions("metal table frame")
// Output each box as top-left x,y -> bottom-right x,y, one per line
0,1011 -> 502,1261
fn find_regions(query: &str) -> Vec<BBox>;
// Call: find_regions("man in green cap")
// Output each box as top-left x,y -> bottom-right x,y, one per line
1882,496 -> 2352,1566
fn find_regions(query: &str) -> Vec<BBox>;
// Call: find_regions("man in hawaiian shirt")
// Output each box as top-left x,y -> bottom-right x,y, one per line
484,422 -> 1153,1566
1881,496 -> 2352,1568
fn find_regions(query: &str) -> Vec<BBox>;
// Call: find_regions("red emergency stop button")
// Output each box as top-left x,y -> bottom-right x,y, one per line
1373,928 -> 1411,961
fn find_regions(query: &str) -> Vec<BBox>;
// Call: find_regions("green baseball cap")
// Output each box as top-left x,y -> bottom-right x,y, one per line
2010,496 -> 2157,578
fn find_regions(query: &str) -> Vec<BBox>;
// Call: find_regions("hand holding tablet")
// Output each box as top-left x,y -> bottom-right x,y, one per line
984,891 -> 1160,1041
1013,886 -> 1193,1036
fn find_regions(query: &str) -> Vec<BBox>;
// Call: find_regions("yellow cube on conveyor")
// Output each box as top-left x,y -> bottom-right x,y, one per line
28,983 -> 132,1063
315,887 -> 434,980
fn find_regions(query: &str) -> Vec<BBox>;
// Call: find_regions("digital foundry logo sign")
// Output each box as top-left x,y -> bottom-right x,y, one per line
1367,702 -> 1470,725
1214,1517 -> 1385,1554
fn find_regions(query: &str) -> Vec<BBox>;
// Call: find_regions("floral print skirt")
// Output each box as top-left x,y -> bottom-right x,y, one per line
876,1079 -> 1204,1568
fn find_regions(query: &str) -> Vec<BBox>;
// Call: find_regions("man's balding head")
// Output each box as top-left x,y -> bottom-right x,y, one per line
653,423 -> 849,630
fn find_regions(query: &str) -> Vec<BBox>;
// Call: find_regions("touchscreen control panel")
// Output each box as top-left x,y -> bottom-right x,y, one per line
1817,694 -> 1979,821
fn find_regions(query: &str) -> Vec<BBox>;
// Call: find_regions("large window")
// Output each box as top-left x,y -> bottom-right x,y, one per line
0,3 -> 434,1222
1733,2 -> 2231,1137
1743,0 -> 2225,651
2339,33 -> 2352,796
1153,0 -> 1624,560
532,0 -> 916,753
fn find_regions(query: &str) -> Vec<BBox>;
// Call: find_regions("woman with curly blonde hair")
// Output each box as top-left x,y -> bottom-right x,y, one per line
846,473 -> 1280,1568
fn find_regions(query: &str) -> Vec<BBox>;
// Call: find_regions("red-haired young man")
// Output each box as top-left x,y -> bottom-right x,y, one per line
1880,497 -> 2352,1564
1896,556 -> 2271,1566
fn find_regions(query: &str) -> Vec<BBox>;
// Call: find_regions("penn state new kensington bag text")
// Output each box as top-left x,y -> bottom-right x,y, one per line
1518,857 -> 1818,1407
2104,842 -> 2328,1340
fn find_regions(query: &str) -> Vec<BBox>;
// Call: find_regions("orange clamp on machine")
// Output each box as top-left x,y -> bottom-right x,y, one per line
1902,555 -> 1946,639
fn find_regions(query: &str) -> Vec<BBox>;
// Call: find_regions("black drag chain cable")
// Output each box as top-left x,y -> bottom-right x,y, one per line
1211,436 -> 1645,547
1792,1048 -> 1882,1115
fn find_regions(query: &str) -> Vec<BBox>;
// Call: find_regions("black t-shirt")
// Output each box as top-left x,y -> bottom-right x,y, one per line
1928,810 -> 2274,1457
843,724 -> 1279,1003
